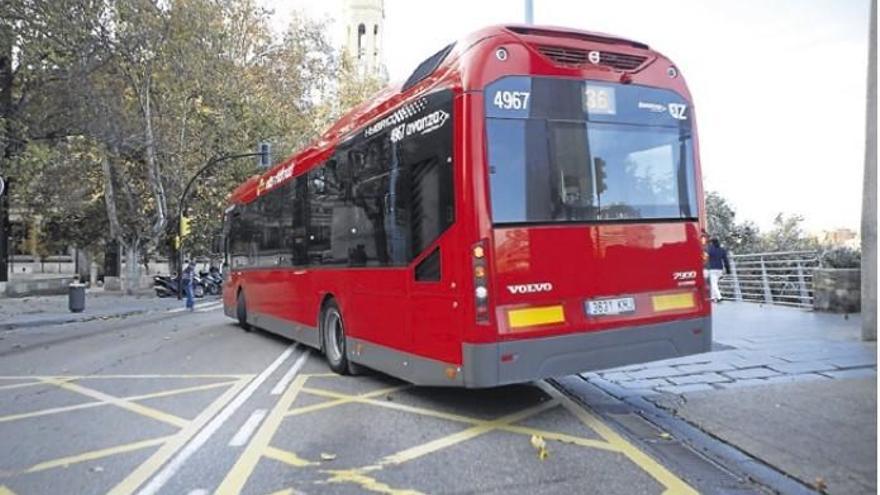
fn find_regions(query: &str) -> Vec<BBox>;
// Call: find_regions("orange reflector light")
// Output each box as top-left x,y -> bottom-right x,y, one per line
474,266 -> 486,277
445,367 -> 458,380
508,305 -> 565,329
473,245 -> 485,258
652,292 -> 695,312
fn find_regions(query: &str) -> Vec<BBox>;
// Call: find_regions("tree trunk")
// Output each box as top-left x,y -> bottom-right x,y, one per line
141,79 -> 168,238
126,242 -> 140,295
101,152 -> 123,241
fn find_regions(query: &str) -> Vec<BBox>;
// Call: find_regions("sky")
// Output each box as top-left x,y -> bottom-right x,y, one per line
266,0 -> 872,234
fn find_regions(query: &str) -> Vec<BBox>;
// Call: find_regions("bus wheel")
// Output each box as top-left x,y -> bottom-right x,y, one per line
236,291 -> 251,332
321,300 -> 352,375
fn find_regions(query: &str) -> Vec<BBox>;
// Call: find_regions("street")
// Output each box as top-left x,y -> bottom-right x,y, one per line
0,302 -> 768,495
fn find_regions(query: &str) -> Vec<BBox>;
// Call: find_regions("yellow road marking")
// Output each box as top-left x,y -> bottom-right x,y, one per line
0,381 -> 44,392
108,376 -> 251,495
500,424 -> 619,452
301,387 -> 618,452
285,385 -> 408,418
538,382 -> 699,495
216,375 -> 309,495
42,378 -> 188,428
12,436 -> 173,476
380,400 -> 558,465
0,485 -> 17,495
321,468 -> 424,495
264,447 -> 317,467
0,380 -> 238,424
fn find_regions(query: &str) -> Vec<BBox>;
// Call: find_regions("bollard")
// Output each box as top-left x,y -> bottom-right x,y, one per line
68,281 -> 86,313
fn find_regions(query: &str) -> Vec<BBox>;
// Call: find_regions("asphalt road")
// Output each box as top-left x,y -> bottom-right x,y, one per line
0,301 -> 762,495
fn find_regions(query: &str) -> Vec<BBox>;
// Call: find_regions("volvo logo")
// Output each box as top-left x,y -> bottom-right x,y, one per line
588,51 -> 601,64
507,282 -> 553,295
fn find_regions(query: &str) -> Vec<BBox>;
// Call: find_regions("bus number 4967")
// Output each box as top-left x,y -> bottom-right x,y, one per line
493,90 -> 530,110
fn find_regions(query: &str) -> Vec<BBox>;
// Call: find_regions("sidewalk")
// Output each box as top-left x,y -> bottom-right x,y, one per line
0,290 -> 219,330
582,302 -> 877,494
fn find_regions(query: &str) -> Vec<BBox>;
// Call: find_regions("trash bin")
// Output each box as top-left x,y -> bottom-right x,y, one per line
68,282 -> 86,313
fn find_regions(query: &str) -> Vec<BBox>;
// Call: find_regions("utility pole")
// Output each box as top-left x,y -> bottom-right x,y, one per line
862,0 -> 877,341
525,0 -> 534,24
174,144 -> 271,299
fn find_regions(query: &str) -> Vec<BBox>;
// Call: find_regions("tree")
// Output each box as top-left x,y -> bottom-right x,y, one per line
760,213 -> 819,252
0,0 -> 386,289
705,191 -> 761,253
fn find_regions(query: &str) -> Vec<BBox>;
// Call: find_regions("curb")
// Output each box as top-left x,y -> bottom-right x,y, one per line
1,299 -> 224,331
0,308 -> 152,331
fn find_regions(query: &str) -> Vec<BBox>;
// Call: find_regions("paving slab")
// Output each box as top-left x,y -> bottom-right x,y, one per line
821,368 -> 878,379
723,367 -> 781,380
652,378 -> 877,495
667,373 -> 729,385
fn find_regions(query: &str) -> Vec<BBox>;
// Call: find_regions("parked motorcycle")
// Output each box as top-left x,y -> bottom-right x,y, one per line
199,269 -> 223,296
153,274 -> 205,298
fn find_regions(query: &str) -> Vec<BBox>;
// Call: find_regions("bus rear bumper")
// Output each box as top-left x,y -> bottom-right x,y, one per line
462,316 -> 712,388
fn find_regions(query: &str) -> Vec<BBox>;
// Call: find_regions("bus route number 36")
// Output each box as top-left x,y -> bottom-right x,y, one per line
493,90 -> 530,111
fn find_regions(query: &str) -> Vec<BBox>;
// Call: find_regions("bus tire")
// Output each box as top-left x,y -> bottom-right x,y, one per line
236,291 -> 251,332
321,300 -> 352,375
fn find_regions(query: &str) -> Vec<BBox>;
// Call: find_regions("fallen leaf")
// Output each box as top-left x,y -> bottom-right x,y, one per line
659,432 -> 672,440
814,477 -> 827,491
320,453 -> 337,461
530,434 -> 546,450
530,435 -> 549,460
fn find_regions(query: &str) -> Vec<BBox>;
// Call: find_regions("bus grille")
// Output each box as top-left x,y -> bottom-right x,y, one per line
537,45 -> 648,71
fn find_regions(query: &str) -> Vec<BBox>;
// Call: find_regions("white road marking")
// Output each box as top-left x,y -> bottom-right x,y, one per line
195,302 -> 223,313
134,345 -> 296,495
270,349 -> 310,395
167,301 -> 222,314
187,489 -> 208,495
227,409 -> 268,447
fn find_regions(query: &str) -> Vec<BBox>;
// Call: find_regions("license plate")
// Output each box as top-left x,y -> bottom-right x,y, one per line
586,297 -> 636,316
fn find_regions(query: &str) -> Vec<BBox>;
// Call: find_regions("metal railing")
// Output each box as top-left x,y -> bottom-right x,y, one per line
718,250 -> 819,308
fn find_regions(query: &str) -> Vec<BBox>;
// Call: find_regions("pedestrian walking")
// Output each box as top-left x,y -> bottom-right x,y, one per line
706,238 -> 731,302
182,260 -> 196,311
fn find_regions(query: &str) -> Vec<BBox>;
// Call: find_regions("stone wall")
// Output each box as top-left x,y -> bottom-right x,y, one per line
3,276 -> 76,298
813,268 -> 861,313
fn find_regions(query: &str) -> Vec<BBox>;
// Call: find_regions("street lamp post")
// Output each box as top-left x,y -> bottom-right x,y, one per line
175,145 -> 271,299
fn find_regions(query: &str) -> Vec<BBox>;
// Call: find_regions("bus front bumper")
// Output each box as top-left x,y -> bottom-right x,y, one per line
461,316 -> 712,388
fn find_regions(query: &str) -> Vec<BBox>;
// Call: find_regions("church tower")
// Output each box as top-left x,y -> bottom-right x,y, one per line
342,0 -> 385,77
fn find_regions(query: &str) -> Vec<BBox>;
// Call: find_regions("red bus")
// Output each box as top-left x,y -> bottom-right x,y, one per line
222,25 -> 711,387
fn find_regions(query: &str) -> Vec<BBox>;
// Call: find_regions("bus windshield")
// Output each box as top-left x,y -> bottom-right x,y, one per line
485,77 -> 698,224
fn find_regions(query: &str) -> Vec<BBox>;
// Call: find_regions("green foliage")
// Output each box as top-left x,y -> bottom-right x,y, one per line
706,191 -> 827,254
760,213 -> 820,252
1,0 -> 379,263
820,246 -> 861,268
705,191 -> 762,253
